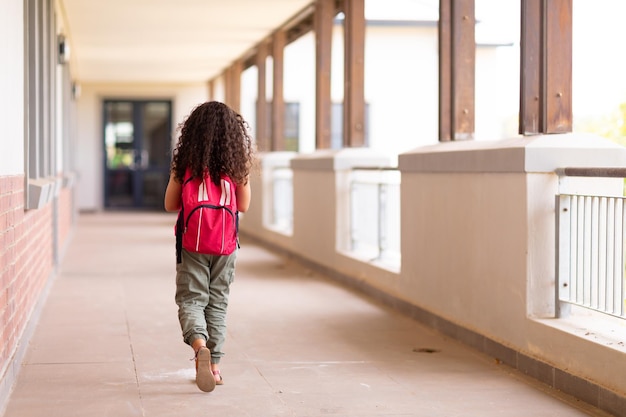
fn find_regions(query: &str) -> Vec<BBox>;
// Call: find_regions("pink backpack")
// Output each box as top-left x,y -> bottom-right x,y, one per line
175,170 -> 238,261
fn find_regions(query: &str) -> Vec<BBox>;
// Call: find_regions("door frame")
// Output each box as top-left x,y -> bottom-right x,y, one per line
102,98 -> 173,210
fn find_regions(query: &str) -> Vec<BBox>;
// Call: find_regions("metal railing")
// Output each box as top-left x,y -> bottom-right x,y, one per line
556,167 -> 626,318
270,167 -> 293,233
349,167 -> 401,264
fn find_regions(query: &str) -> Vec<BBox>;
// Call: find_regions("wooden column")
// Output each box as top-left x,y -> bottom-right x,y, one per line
520,0 -> 572,134
315,0 -> 334,149
343,0 -> 365,147
271,30 -> 286,151
256,42 -> 269,152
223,63 -> 242,112
439,0 -> 475,141
230,60 -> 242,113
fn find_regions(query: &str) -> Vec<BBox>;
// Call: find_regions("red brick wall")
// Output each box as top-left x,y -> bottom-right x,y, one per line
0,175 -> 54,378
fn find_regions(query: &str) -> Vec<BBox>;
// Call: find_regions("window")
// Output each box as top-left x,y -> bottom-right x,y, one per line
284,102 -> 300,151
331,103 -> 370,149
265,101 -> 301,151
25,0 -> 57,209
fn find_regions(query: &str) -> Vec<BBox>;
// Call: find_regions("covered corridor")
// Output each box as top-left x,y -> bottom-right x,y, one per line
3,1 -> 626,415
1,213 -> 609,416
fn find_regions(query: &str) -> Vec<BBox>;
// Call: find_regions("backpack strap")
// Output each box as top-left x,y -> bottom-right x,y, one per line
236,211 -> 240,249
175,175 -> 193,264
175,208 -> 184,264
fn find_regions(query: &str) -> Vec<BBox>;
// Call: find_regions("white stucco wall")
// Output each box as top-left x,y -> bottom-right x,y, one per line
400,171 -> 529,332
240,66 -> 258,130
285,33 -> 316,154
364,25 -> 440,155
0,0 -> 25,176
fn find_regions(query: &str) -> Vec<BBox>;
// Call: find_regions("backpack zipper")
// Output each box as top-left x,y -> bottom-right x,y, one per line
185,204 -> 236,253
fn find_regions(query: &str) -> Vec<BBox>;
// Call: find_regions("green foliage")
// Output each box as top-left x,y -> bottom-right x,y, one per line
575,103 -> 626,195
581,103 -> 626,145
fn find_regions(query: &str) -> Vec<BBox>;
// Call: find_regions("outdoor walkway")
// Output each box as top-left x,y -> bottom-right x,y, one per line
1,213 -> 611,417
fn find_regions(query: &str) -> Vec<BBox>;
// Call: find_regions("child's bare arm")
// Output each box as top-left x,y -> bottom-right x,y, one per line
236,179 -> 251,213
164,173 -> 182,212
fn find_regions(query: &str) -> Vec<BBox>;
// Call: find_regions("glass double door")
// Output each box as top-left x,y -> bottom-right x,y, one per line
104,100 -> 172,210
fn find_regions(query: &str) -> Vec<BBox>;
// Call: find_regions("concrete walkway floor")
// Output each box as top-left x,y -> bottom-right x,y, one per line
1,213 -> 612,417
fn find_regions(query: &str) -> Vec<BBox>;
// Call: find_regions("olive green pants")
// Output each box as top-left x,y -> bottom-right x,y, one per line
175,248 -> 237,364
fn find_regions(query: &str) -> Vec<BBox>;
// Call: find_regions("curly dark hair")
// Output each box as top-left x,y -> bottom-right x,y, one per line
171,101 -> 255,185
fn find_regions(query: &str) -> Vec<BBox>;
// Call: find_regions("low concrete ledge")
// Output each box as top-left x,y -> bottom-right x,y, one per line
26,177 -> 56,210
62,171 -> 78,188
398,133 -> 626,174
260,151 -> 297,169
291,148 -> 394,171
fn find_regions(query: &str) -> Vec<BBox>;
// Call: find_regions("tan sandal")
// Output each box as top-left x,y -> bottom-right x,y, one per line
212,370 -> 224,385
195,347 -> 216,392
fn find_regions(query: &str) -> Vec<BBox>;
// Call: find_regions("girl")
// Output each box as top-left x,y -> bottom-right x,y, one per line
164,101 -> 254,392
